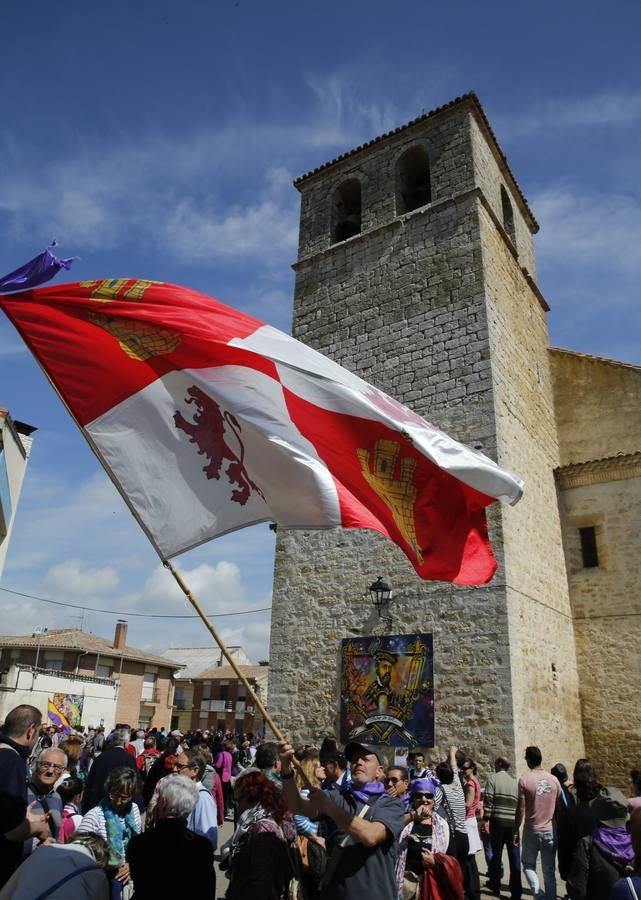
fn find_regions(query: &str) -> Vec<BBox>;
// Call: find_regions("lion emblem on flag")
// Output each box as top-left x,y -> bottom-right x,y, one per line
174,386 -> 265,506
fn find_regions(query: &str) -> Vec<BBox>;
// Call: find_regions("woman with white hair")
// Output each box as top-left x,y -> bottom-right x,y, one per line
126,775 -> 215,898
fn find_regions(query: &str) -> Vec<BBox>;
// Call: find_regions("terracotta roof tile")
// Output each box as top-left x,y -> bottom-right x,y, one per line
549,346 -> 641,372
293,91 -> 538,232
555,451 -> 641,489
0,628 -> 184,669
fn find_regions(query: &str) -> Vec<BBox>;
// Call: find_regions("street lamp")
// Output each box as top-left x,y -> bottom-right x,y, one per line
368,576 -> 392,617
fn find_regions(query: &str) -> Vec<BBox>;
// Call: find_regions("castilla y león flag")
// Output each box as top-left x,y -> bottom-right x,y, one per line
0,279 -> 523,584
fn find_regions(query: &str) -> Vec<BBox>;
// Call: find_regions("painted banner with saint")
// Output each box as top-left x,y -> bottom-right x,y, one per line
340,633 -> 434,747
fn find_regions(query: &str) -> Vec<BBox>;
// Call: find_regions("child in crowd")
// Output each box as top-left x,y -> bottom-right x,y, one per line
57,775 -> 84,843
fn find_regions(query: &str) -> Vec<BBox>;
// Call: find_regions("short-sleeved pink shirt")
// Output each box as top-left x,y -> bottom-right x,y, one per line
518,769 -> 560,832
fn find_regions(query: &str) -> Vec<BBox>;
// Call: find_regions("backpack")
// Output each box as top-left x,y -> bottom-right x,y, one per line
59,807 -> 77,844
140,752 -> 157,779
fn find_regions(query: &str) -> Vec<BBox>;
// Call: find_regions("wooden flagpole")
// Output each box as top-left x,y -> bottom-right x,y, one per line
163,559 -> 284,742
165,560 -> 314,787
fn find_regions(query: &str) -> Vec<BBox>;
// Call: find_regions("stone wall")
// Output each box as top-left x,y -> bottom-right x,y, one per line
550,349 -> 641,788
478,194 -> 585,769
551,351 -> 641,785
551,350 -> 641,464
269,96 -> 587,777
272,101 -> 527,776
559,473 -> 641,787
469,114 -> 537,280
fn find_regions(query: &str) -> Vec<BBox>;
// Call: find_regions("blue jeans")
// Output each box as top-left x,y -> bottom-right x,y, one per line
521,830 -> 556,900
488,824 -> 522,899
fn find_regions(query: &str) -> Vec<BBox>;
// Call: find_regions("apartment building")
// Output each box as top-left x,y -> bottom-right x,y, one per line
163,646 -> 267,735
0,621 -> 183,728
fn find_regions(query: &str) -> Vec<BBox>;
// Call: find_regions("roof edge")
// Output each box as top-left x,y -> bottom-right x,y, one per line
0,629 -> 185,669
555,451 -> 641,490
293,91 -> 538,232
550,346 -> 641,373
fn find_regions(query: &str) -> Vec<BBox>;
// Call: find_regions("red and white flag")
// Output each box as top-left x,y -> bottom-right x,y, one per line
0,279 -> 523,585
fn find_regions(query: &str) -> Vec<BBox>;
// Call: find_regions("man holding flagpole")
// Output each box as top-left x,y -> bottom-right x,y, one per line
278,738 -> 405,900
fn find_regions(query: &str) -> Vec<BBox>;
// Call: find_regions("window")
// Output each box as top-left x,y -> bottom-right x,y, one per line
501,186 -> 516,245
174,686 -> 185,709
396,146 -> 431,214
332,179 -> 362,243
579,526 -> 599,568
96,664 -> 111,679
202,680 -> 211,701
141,671 -> 156,701
45,654 -> 64,671
138,708 -> 153,729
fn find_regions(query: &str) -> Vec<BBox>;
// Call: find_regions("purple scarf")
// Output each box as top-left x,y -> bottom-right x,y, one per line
350,780 -> 386,804
593,825 -> 634,861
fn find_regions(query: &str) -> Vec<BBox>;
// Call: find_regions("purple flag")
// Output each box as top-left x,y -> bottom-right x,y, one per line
0,242 -> 74,293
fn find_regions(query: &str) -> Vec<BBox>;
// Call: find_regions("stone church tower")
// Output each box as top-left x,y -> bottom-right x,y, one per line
268,93 -> 586,771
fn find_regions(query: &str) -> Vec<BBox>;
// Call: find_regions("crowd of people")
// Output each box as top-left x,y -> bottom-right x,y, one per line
0,703 -> 640,900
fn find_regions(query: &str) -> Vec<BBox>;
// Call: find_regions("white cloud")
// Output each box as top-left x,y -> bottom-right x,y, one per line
5,470 -> 146,575
496,88 -> 641,138
533,184 -> 641,275
0,73 -> 411,270
45,559 -> 119,596
162,171 -> 298,265
129,561 -> 246,615
1,548 -> 272,660
532,181 -> 641,365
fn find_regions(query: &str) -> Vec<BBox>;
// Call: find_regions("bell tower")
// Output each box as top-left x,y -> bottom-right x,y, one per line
267,93 -> 584,769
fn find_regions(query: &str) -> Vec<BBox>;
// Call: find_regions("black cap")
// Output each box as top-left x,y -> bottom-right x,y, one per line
344,742 -> 383,764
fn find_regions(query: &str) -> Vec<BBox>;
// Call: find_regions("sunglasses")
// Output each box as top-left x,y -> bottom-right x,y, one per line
384,776 -> 403,784
413,792 -> 434,800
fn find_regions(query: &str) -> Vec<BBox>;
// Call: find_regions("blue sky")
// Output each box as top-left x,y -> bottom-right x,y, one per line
0,0 -> 639,660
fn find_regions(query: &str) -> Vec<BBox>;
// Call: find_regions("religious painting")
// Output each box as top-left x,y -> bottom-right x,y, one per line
51,692 -> 84,730
340,633 -> 434,747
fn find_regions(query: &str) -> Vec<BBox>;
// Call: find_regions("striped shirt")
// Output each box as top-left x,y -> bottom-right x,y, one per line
77,803 -> 142,849
483,770 -> 519,829
436,778 -> 467,833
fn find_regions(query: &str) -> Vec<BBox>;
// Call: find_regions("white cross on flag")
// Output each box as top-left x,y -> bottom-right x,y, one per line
0,279 -> 523,585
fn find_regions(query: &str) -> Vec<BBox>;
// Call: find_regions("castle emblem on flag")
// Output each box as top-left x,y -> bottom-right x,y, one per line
88,312 -> 181,361
174,385 -> 266,506
357,439 -> 423,562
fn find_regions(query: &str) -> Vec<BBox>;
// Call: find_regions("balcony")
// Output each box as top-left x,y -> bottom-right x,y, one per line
140,690 -> 161,705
